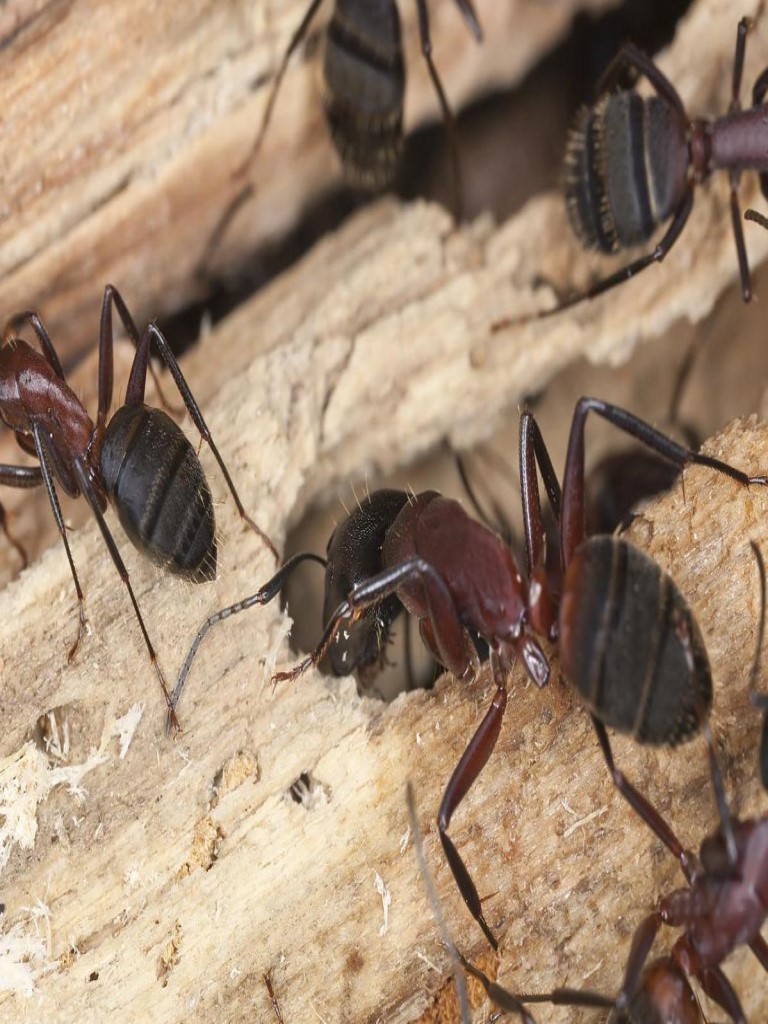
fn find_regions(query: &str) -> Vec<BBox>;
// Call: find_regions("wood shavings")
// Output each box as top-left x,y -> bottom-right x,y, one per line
374,872 -> 392,937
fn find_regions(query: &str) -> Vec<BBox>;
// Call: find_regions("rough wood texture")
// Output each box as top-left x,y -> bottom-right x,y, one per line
0,0 -> 618,362
1,199 -> 768,1018
0,392 -> 766,1022
1,1 -> 768,1020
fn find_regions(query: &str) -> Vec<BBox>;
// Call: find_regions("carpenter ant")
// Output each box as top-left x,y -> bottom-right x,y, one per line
257,399 -> 767,950
408,550 -> 768,1024
201,0 -> 482,268
494,14 -> 768,329
170,466 -> 507,717
0,285 -> 277,730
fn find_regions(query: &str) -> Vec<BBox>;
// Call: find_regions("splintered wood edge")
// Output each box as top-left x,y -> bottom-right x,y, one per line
0,0 -> 619,358
0,336 -> 766,1019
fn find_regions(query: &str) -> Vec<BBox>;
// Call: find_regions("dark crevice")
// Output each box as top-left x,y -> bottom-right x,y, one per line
160,0 -> 694,355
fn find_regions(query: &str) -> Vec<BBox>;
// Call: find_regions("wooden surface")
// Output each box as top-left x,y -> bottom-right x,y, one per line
0,0 -> 619,363
0,403 -> 767,1022
1,0 -> 768,1020
0,198 -> 767,1018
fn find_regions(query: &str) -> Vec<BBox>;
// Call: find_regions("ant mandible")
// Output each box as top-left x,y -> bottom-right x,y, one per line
494,13 -> 768,328
0,285 -> 277,731
176,397 -> 766,949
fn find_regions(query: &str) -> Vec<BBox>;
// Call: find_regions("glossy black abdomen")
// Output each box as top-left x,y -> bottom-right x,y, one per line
324,488 -> 410,678
99,405 -> 216,582
564,93 -> 688,252
322,0 -> 405,189
558,536 -> 712,745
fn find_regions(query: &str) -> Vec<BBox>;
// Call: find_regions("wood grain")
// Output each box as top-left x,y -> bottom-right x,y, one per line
0,0 -> 619,364
1,1 -> 768,1020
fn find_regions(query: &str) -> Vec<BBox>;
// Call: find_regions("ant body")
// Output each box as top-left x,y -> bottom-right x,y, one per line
171,460 -> 508,710
0,285 -> 276,730
202,0 -> 481,267
410,546 -> 768,1022
174,397 -> 766,950
494,14 -> 768,327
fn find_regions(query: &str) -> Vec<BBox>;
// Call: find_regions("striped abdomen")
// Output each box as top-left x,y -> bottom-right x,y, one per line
563,93 -> 689,252
322,0 -> 405,190
558,536 -> 712,746
99,405 -> 216,583
323,489 -> 410,679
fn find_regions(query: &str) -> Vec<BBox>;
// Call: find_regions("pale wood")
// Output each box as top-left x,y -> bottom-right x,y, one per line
0,0 -> 618,362
0,399 -> 767,1020
1,1 -> 768,1020
0,211 -> 767,1019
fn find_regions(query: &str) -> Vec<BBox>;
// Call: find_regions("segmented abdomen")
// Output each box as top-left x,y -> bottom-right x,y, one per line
99,405 -> 216,583
559,536 -> 712,745
564,93 -> 688,252
322,0 -> 405,190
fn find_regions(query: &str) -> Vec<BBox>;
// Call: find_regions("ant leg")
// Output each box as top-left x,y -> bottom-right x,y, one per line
453,452 -> 511,544
195,182 -> 255,282
168,551 -> 326,727
30,426 -> 87,661
695,965 -> 746,1024
272,556 -> 473,684
729,169 -> 751,301
239,0 -> 326,178
558,396 -> 768,567
613,912 -> 663,1012
591,717 -> 700,885
196,0 -> 326,276
459,953 -> 534,1022
593,43 -> 685,116
747,541 -> 768,789
70,454 -> 180,731
120,319 -> 279,561
732,11 -> 767,107
0,465 -> 43,568
449,0 -> 482,39
96,285 -> 181,428
263,969 -> 285,1024
406,781 -> 472,1024
492,187 -> 695,328
415,0 -> 478,223
438,679 -> 507,948
751,68 -> 768,200
3,312 -> 66,380
519,410 -> 563,578
463,948 -> 615,1018
732,17 -> 751,108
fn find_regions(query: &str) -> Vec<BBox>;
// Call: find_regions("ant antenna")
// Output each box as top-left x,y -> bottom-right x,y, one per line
405,781 -> 471,1024
748,540 -> 768,789
745,208 -> 768,230
673,609 -> 737,865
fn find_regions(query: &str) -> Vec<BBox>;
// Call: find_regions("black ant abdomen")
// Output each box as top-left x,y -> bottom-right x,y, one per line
323,488 -> 410,678
99,404 -> 217,583
560,535 -> 712,745
323,0 -> 406,191
565,92 -> 688,253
